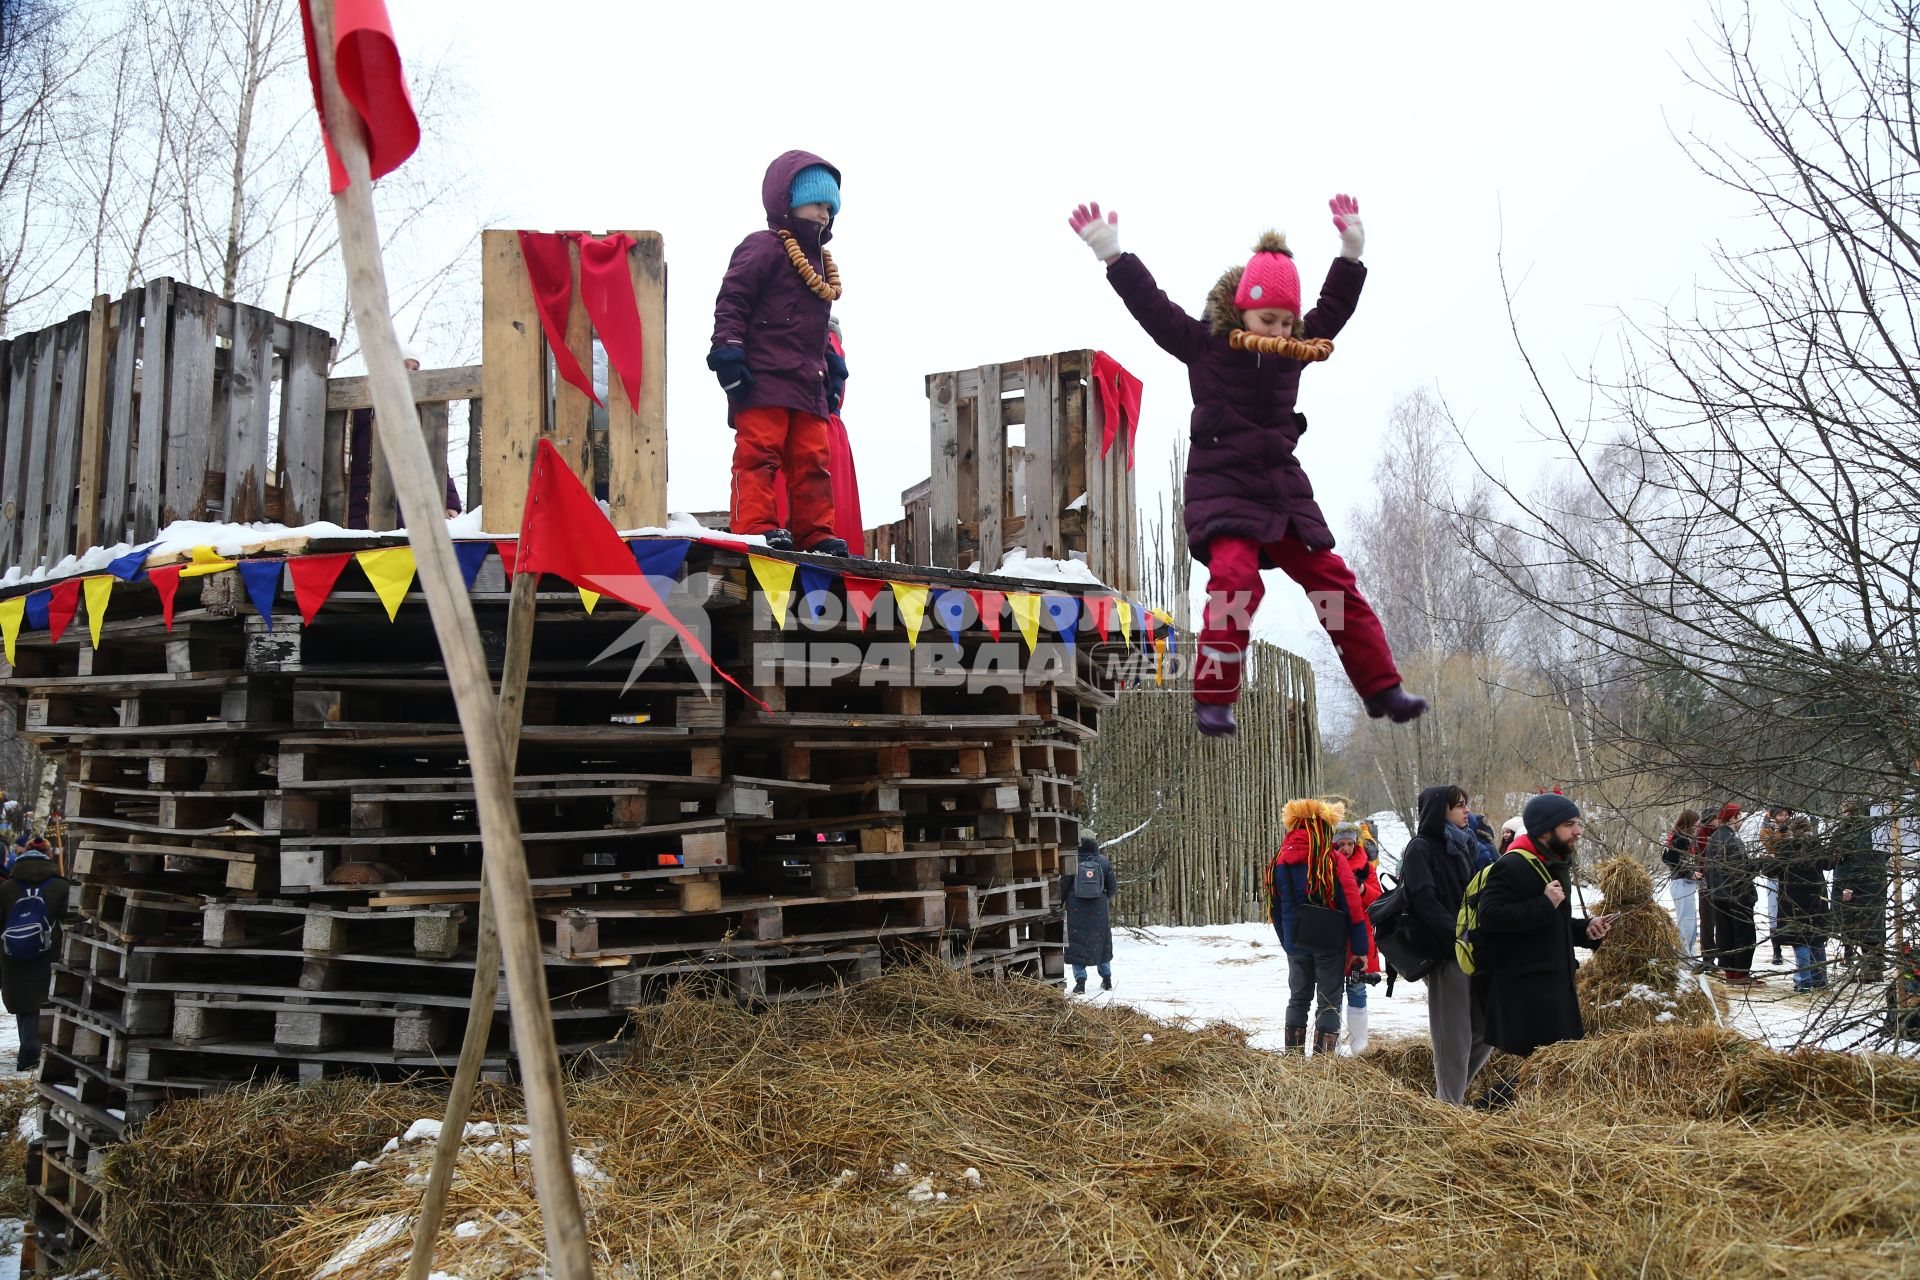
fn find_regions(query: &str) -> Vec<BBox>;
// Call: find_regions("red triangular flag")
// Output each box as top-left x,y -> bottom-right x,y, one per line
298,0 -> 420,194
975,589 -> 1004,642
844,576 -> 885,632
149,565 -> 183,631
1090,594 -> 1112,643
496,540 -> 519,578
515,439 -> 764,708
46,579 -> 80,644
289,553 -> 353,625
577,233 -> 645,413
517,232 -> 599,407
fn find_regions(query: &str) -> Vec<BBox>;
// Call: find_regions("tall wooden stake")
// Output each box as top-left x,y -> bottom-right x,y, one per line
305,6 -> 594,1276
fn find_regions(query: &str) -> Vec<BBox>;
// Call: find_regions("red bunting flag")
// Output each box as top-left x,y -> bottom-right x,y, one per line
289,552 -> 354,625
516,232 -> 600,408
1090,595 -> 1112,643
1091,351 -> 1144,469
298,0 -> 421,194
495,541 -> 519,578
149,565 -> 183,630
46,579 -> 79,644
515,439 -> 763,708
577,233 -> 646,413
844,576 -> 886,632
975,589 -> 1004,642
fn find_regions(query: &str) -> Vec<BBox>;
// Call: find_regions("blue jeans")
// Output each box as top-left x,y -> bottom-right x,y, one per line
1792,943 -> 1827,990
1072,963 -> 1111,983
1345,976 -> 1369,1009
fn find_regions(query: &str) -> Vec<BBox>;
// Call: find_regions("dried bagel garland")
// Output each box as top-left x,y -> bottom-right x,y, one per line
1228,330 -> 1334,361
777,231 -> 843,302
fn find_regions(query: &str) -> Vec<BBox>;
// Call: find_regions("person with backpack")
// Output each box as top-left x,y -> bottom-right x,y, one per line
1334,821 -> 1383,1054
1471,793 -> 1611,1059
0,838 -> 66,1071
1271,799 -> 1370,1054
1397,784 -> 1491,1103
1062,836 -> 1117,994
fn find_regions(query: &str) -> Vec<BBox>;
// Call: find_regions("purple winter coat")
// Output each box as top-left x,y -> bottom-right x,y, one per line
1104,251 -> 1365,561
710,150 -> 840,424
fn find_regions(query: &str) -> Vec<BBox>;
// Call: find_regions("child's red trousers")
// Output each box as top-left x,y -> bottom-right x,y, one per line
1194,534 -> 1400,705
730,406 -> 835,548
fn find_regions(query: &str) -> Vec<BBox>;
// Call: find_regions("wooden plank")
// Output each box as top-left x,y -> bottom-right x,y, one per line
420,401 -> 451,516
101,287 -> 143,545
0,337 -> 16,568
18,325 -> 59,569
162,285 -> 218,525
975,362 -> 1004,573
465,398 -> 483,512
1085,368 -> 1109,592
479,229 -> 546,533
280,322 -> 335,525
928,371 -> 959,570
223,303 -> 276,524
552,236 -> 596,489
326,364 -> 482,411
1023,356 -> 1058,560
132,279 -> 174,541
607,229 -> 668,529
74,294 -> 112,555
44,314 -> 88,563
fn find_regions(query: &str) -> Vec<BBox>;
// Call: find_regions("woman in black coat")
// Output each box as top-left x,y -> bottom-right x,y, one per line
1061,837 -> 1117,994
1773,816 -> 1834,992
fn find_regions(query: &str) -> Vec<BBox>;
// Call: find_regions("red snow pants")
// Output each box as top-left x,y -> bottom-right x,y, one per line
730,406 -> 835,549
1194,534 -> 1401,706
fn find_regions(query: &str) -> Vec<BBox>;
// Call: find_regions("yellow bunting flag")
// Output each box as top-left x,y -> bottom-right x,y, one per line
355,547 -> 417,621
1152,609 -> 1171,687
1008,592 -> 1042,652
83,576 -> 112,649
178,546 -> 238,578
1116,598 -> 1133,645
749,555 -> 798,630
0,597 -> 22,665
579,588 -> 600,614
890,581 -> 929,649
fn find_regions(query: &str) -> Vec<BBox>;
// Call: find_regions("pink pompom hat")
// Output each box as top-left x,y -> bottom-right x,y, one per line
1232,230 -> 1300,315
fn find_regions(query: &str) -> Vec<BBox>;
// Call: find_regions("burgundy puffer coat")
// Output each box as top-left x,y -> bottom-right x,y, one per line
710,149 -> 841,424
1104,250 -> 1364,562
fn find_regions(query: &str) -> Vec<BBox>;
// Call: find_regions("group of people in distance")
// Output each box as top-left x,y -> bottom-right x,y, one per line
1665,801 -> 1889,992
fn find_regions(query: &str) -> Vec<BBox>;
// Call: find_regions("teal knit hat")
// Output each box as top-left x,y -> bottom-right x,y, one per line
789,165 -> 841,216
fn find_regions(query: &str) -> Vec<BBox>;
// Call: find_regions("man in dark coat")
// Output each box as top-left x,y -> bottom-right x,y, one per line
0,843 -> 67,1071
1399,783 -> 1492,1102
1833,799 -> 1888,977
1704,802 -> 1760,982
1062,836 -> 1117,994
1774,816 -> 1834,992
1475,792 -> 1610,1058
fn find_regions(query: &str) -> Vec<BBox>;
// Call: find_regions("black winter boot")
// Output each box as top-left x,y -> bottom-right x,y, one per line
1283,1025 -> 1307,1054
1314,1027 -> 1341,1056
1072,977 -> 1086,995
804,536 -> 851,556
1100,974 -> 1112,991
760,529 -> 794,551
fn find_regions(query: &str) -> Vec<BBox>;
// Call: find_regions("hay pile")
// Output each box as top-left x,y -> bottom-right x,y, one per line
1578,854 -> 1719,1034
0,1074 -> 33,1218
52,967 -> 1885,1278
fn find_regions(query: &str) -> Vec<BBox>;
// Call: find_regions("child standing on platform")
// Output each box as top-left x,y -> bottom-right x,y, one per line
710,150 -> 851,555
1068,197 -> 1425,736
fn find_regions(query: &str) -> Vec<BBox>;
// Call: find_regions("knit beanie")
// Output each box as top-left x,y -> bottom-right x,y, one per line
1232,231 -> 1301,315
788,165 -> 841,216
1523,792 -> 1582,840
1331,822 -> 1360,844
1717,801 -> 1743,824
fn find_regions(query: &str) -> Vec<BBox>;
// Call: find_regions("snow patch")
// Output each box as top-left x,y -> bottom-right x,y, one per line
314,1213 -> 409,1278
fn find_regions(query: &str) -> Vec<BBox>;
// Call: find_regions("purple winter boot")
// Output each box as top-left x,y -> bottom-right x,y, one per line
1363,685 -> 1428,724
1195,703 -> 1238,738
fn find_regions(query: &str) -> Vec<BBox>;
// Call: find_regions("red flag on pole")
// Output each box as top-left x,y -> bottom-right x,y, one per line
299,0 -> 421,193
515,439 -> 764,708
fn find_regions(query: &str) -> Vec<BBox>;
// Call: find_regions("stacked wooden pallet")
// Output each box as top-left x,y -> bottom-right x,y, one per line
6,538 -> 1112,1261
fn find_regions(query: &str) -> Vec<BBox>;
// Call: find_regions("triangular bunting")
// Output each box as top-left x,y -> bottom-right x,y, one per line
356,547 -> 417,621
977,590 -> 1003,642
890,581 -> 929,649
238,561 -> 281,630
1116,598 -> 1133,645
23,590 -> 48,632
0,597 -> 24,665
933,589 -> 969,650
179,546 -> 237,578
796,564 -> 836,626
630,539 -> 691,581
844,575 -> 885,632
47,580 -> 80,644
495,540 -> 519,578
1089,595 -> 1112,643
107,541 -> 162,581
454,542 -> 492,589
750,555 -> 798,630
289,553 -> 353,625
580,588 -> 600,614
1008,592 -> 1042,652
1044,595 -> 1080,653
82,576 -> 113,649
149,566 -> 183,630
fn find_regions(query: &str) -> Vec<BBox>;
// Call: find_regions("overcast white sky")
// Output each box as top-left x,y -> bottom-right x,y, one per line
392,0 -> 1764,662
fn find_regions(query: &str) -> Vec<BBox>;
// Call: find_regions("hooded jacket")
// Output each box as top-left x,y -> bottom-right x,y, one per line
1270,798 -> 1369,958
1102,240 -> 1364,562
1342,842 -> 1383,973
1474,832 -> 1597,1056
711,150 -> 841,423
1395,785 -> 1475,960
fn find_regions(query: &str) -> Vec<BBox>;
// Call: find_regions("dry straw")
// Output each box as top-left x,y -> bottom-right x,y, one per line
73,966 -> 1920,1279
1578,854 -> 1720,1034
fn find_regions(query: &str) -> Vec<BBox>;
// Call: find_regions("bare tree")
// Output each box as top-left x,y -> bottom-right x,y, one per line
0,0 -> 94,334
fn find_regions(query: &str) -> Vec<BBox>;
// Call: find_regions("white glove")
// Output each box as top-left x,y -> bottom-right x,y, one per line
1330,193 -> 1365,261
1069,202 -> 1121,262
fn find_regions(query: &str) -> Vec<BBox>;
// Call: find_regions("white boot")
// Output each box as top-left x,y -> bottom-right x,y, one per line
1346,1007 -> 1370,1056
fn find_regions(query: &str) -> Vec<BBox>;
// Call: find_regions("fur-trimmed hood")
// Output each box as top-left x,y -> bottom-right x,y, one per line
1204,230 -> 1293,335
1282,796 -> 1345,831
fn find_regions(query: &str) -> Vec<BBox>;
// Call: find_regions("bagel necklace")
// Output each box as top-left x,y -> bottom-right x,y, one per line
1229,330 -> 1334,362
777,231 -> 842,301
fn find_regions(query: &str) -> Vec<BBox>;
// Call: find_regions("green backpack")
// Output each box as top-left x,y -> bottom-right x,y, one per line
1454,852 -> 1550,976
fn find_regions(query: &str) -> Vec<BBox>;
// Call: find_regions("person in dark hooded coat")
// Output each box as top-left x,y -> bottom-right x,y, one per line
1062,836 -> 1117,994
1475,793 -> 1610,1057
1398,783 -> 1491,1103
1774,815 -> 1834,992
0,842 -> 67,1071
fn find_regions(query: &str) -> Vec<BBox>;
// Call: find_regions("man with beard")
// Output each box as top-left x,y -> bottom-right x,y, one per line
1473,792 -> 1612,1056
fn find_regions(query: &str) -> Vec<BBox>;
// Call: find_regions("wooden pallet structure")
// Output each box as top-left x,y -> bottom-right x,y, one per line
866,351 -> 1141,595
0,237 -> 1137,1266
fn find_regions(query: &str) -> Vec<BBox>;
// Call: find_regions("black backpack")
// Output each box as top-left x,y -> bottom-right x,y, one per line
1367,870 -> 1443,983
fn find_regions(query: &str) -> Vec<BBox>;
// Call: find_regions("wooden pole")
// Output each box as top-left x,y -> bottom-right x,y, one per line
305,6 -> 595,1276
408,568 -> 538,1280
